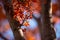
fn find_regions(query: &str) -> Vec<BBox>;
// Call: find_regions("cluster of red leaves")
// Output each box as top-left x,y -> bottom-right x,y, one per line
12,0 -> 32,27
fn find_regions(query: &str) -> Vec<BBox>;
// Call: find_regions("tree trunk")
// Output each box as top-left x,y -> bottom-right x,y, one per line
40,0 -> 56,40
2,0 -> 24,40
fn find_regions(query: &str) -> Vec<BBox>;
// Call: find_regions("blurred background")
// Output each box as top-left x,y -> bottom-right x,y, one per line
0,0 -> 60,40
